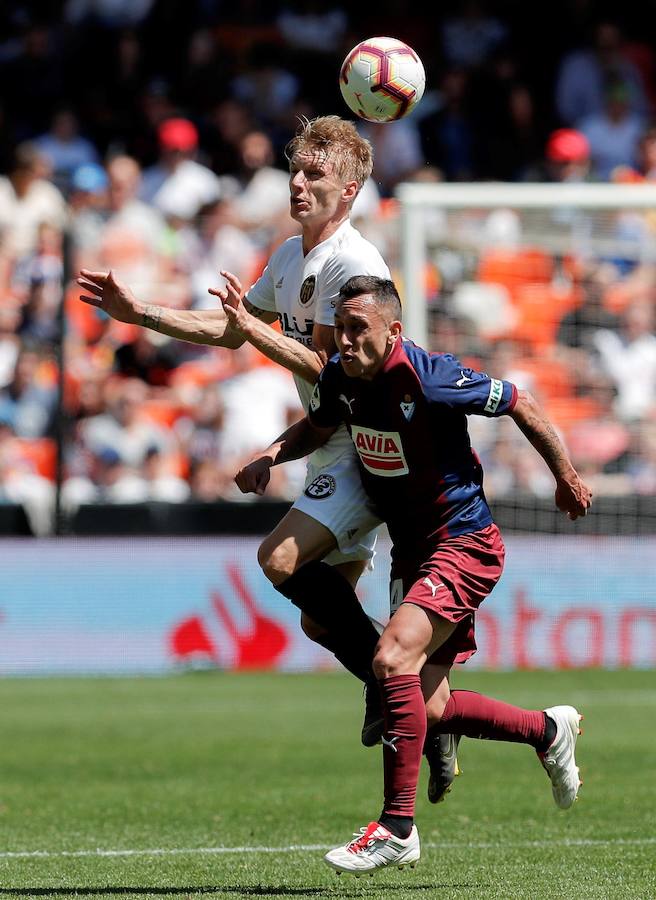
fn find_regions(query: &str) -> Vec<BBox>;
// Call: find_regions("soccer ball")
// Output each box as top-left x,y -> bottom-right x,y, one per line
339,37 -> 425,123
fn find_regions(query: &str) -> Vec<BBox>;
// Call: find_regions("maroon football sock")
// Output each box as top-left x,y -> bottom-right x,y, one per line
430,689 -> 547,747
380,674 -> 426,821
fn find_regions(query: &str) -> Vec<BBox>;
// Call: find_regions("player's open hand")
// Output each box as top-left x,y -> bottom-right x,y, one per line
77,269 -> 140,325
555,474 -> 593,521
208,270 -> 248,333
235,455 -> 273,496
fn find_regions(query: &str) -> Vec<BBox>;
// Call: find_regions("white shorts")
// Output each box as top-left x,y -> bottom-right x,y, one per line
292,454 -> 382,566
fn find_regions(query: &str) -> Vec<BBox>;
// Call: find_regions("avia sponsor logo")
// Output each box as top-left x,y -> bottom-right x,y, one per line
352,425 -> 408,477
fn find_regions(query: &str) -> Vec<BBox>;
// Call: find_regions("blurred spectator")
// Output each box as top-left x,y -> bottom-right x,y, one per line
419,69 -> 476,181
33,108 -> 100,194
524,128 -> 591,183
0,305 -> 21,389
0,143 -> 67,260
95,154 -> 166,283
68,162 -> 110,263
357,119 -> 425,197
0,421 -> 54,535
626,417 -> 656,493
441,0 -> 508,70
474,58 -> 544,181
0,347 -> 57,438
276,2 -> 347,54
229,129 -> 291,246
79,376 -> 175,467
556,265 -> 621,365
579,79 -> 646,180
188,197 -> 260,309
204,98 -> 256,178
15,224 -> 64,345
1,24 -> 64,138
213,345 -> 302,478
188,458 -> 232,501
113,327 -> 182,387
593,302 -> 656,421
63,441 -> 188,506
230,42 -> 300,133
176,28 -> 232,115
555,21 -> 650,126
140,117 -> 223,220
106,154 -> 163,239
611,125 -> 656,183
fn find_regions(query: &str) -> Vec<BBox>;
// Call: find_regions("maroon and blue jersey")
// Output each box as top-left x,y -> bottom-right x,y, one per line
308,339 -> 517,557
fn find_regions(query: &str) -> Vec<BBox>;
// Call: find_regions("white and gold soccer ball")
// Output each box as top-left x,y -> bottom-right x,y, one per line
339,37 -> 425,123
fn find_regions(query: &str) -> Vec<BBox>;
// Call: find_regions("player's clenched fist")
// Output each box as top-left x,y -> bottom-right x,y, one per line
555,475 -> 593,520
235,456 -> 273,496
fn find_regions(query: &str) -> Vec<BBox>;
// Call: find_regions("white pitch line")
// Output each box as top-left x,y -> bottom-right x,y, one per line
1,837 -> 654,860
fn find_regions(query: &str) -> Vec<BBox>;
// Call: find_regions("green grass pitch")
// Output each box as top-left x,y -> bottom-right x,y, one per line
0,669 -> 654,899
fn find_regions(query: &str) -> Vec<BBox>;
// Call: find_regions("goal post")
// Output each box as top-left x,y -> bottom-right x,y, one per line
397,181 -> 656,347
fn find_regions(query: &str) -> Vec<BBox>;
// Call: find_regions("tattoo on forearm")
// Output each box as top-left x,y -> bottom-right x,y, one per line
243,300 -> 267,319
142,305 -> 162,332
517,411 -> 569,476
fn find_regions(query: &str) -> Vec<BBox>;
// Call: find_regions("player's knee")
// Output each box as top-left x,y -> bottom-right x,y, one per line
372,634 -> 415,679
257,541 -> 297,586
425,692 -> 450,727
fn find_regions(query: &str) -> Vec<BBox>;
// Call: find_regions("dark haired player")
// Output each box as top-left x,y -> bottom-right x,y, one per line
235,275 -> 592,875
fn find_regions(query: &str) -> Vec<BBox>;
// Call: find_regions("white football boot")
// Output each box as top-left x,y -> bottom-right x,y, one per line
538,705 -> 583,809
324,821 -> 420,876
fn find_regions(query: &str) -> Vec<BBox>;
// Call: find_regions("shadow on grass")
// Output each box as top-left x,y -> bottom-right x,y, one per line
0,884 -> 488,897
0,889 -> 320,897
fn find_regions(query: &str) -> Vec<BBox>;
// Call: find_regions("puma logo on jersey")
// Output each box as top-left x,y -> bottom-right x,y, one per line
339,394 -> 356,414
351,425 -> 408,477
423,577 -> 444,598
456,370 -> 471,387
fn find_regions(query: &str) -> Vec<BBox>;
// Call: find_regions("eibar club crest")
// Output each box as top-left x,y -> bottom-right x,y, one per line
400,394 -> 415,421
299,275 -> 316,306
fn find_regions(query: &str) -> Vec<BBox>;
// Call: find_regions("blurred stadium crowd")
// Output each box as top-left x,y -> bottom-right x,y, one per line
2,0 -> 656,532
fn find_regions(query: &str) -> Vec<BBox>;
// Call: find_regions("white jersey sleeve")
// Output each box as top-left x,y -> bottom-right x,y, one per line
314,232 -> 391,326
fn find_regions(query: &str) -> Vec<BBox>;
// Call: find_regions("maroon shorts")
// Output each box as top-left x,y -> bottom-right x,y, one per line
390,523 -> 505,666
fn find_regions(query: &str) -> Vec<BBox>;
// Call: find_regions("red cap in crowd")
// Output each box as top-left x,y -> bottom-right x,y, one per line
546,129 -> 590,163
158,117 -> 198,151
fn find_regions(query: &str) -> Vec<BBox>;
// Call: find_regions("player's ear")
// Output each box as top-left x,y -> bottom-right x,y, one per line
343,180 -> 358,203
388,320 -> 403,344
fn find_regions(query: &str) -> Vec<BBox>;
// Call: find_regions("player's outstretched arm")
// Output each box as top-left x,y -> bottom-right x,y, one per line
77,269 -> 249,348
509,389 -> 592,520
212,270 -> 329,384
235,417 -> 336,496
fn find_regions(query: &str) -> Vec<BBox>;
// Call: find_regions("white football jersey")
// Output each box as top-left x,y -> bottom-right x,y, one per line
246,220 -> 390,465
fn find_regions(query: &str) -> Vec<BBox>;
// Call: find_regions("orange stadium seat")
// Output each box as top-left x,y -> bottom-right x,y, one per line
15,438 -> 57,481
509,283 -> 583,351
139,401 -> 187,429
477,247 -> 553,292
512,355 -> 575,402
544,396 -> 604,436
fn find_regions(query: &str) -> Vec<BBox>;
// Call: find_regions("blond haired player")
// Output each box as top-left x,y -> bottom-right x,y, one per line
78,117 -> 458,797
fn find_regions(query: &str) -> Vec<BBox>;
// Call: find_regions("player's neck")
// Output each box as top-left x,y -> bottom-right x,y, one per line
302,213 -> 350,255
